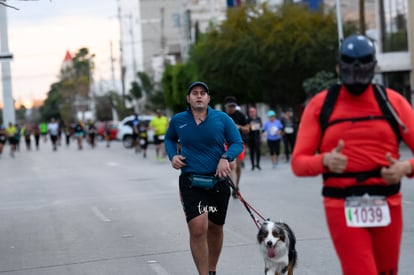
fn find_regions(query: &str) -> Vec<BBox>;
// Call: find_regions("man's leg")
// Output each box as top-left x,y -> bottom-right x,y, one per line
283,135 -> 290,161
248,142 -> 255,169
207,221 -> 224,273
160,142 -> 166,158
255,141 -> 261,169
155,144 -> 160,159
235,159 -> 242,186
188,213 -> 209,275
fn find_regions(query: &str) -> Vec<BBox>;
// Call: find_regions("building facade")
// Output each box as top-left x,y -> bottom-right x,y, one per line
374,0 -> 413,104
325,0 -> 413,104
118,0 -> 414,108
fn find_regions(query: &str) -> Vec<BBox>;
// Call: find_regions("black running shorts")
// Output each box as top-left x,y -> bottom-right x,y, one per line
179,174 -> 231,225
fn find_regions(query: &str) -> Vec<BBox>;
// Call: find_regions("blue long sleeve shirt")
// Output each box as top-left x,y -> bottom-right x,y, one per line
165,106 -> 243,175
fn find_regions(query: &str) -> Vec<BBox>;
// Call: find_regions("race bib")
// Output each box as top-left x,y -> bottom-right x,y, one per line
344,194 -> 391,227
158,135 -> 165,141
269,126 -> 278,136
250,122 -> 261,131
139,139 -> 146,145
284,126 -> 294,134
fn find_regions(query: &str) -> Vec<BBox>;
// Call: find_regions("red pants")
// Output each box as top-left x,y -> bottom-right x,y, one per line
324,199 -> 402,275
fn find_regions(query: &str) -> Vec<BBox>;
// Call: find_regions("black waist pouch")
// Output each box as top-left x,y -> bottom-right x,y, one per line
189,174 -> 217,190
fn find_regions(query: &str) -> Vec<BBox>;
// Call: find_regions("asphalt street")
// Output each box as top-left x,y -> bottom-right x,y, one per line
0,139 -> 413,275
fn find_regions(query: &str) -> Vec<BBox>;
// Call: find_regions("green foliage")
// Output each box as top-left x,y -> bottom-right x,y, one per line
127,71 -> 168,113
109,91 -> 133,118
302,70 -> 338,98
188,4 -> 339,108
15,105 -> 27,124
95,95 -> 113,121
41,48 -> 94,122
39,82 -> 63,121
162,62 -> 197,113
129,81 -> 142,99
137,72 -> 153,93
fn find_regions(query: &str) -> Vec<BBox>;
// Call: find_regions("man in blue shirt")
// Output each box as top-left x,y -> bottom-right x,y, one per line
165,81 -> 243,275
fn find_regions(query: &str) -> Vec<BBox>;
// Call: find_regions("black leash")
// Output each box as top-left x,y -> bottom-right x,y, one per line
225,176 -> 266,229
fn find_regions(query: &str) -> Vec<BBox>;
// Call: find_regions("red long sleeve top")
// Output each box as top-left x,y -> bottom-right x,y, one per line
291,85 -> 414,205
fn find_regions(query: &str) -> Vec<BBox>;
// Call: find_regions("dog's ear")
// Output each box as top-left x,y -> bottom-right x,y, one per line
257,226 -> 266,243
273,225 -> 287,242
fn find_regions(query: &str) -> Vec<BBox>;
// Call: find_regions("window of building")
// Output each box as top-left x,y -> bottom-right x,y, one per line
379,0 -> 409,52
382,71 -> 411,104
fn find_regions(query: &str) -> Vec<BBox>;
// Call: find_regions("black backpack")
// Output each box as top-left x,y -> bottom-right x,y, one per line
319,84 -> 402,143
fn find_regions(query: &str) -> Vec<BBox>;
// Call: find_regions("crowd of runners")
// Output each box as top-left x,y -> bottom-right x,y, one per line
0,118 -> 104,158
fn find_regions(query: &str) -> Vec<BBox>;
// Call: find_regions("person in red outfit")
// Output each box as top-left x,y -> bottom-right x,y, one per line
291,34 -> 414,275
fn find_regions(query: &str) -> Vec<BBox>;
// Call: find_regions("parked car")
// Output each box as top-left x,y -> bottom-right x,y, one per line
116,115 -> 154,149
96,121 -> 118,141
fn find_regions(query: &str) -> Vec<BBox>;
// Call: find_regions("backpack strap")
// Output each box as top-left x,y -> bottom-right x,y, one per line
319,84 -> 341,134
372,84 -> 402,142
319,83 -> 401,142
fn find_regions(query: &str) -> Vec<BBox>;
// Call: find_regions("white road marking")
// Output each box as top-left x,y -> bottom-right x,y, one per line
91,206 -> 111,222
106,162 -> 120,166
147,261 -> 171,275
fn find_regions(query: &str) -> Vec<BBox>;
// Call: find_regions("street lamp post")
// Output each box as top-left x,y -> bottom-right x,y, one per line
0,4 -> 16,125
335,0 -> 344,45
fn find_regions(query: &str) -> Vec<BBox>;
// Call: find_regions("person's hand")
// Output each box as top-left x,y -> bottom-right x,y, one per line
171,155 -> 186,170
216,159 -> 233,178
323,140 -> 347,173
381,152 -> 412,185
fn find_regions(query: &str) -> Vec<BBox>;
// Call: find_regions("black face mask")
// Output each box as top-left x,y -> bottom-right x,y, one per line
344,83 -> 369,95
338,55 -> 376,95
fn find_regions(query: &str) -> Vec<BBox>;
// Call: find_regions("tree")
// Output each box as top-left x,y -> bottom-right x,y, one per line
39,82 -> 63,122
15,105 -> 26,123
188,4 -> 339,109
95,95 -> 113,121
302,70 -> 337,99
127,71 -> 167,113
40,48 -> 94,122
162,62 -> 197,113
109,91 -> 132,119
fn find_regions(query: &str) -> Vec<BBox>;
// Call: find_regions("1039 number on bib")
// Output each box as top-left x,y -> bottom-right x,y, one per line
344,194 -> 391,228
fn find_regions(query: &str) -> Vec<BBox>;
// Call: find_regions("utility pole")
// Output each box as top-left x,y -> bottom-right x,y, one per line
109,40 -> 119,121
117,0 -> 126,107
178,0 -> 188,60
359,0 -> 366,35
128,14 -> 138,80
88,55 -> 96,120
335,0 -> 344,46
109,41 -> 116,90
0,4 -> 15,125
160,6 -> 166,58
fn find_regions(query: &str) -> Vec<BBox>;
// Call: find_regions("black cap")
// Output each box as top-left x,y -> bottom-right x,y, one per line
224,96 -> 237,107
187,81 -> 209,94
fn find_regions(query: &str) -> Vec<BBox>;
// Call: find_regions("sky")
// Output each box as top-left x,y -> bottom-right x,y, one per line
1,0 -> 120,108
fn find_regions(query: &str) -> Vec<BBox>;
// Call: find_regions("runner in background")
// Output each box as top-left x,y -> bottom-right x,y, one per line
224,96 -> 250,198
150,110 -> 169,161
